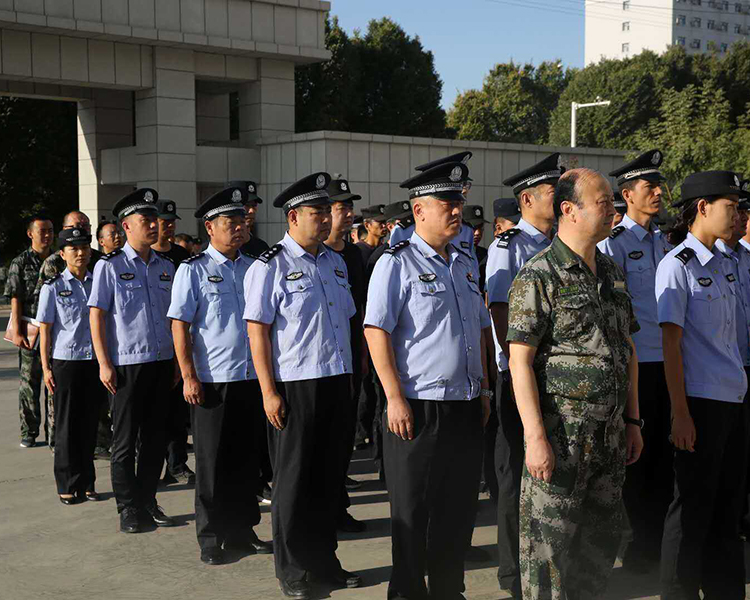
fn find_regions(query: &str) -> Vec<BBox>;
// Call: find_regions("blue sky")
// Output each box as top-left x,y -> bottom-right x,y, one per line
333,0 -> 585,111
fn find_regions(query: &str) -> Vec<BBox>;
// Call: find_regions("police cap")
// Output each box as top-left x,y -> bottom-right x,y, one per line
463,204 -> 489,228
384,200 -> 412,222
609,149 -> 666,187
503,153 -> 564,195
493,197 -> 521,223
156,199 -> 181,220
613,191 -> 627,215
400,162 -> 469,201
58,227 -> 92,248
675,171 -> 742,208
113,188 -> 158,220
273,172 -> 332,212
327,178 -> 362,203
227,180 -> 264,205
194,187 -> 246,220
362,204 -> 386,222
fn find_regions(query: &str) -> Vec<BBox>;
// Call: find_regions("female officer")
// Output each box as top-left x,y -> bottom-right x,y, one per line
656,171 -> 747,599
37,228 -> 102,505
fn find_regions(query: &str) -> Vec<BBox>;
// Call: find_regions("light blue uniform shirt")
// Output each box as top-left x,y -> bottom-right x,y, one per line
36,269 -> 94,361
486,218 -> 552,371
390,221 -> 477,258
597,214 -> 672,363
243,232 -> 356,382
364,231 -> 491,401
716,239 -> 750,366
168,244 -> 256,383
88,242 -> 175,366
655,232 -> 747,403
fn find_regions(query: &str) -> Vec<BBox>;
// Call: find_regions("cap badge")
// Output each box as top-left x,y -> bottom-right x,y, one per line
72,229 -> 80,237
652,151 -> 661,165
474,208 -> 481,217
449,166 -> 463,182
341,182 -> 348,191
232,189 -> 242,202
316,174 -> 326,189
144,191 -> 154,202
167,204 -> 174,212
402,201 -> 410,211
735,174 -> 741,187
248,184 -> 255,193
557,155 -> 563,169
379,206 -> 385,214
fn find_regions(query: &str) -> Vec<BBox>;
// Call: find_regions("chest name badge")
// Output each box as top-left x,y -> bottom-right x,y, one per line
558,285 -> 580,296
120,273 -> 135,281
460,241 -> 470,249
286,272 -> 303,281
334,269 -> 346,279
419,273 -> 437,282
628,250 -> 644,260
159,273 -> 172,282
58,290 -> 73,297
614,281 -> 626,291
208,275 -> 224,283
698,277 -> 713,287
727,274 -> 737,283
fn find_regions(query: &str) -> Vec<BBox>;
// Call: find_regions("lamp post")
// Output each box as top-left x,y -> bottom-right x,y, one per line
571,97 -> 611,148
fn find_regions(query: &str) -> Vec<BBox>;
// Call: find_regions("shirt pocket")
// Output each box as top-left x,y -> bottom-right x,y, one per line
411,280 -> 448,326
200,283 -> 230,316
626,263 -> 654,293
336,279 -> 357,319
552,293 -> 597,341
117,280 -> 144,306
56,296 -> 82,325
688,286 -> 721,325
282,278 -> 315,319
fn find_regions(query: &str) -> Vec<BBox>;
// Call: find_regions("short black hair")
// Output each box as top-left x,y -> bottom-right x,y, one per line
27,214 -> 52,229
553,173 -> 583,219
174,233 -> 193,244
96,220 -> 117,240
357,224 -> 367,239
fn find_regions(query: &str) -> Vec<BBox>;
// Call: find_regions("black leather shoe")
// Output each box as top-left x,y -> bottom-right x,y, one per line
226,529 -> 273,554
59,495 -> 77,506
200,547 -> 226,565
84,491 -> 101,502
311,569 -> 362,589
465,545 -> 491,562
278,578 -> 310,599
120,507 -> 140,533
143,504 -> 176,527
337,511 -> 366,533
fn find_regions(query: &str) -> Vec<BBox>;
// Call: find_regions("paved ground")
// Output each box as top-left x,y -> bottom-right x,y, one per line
0,308 -> 736,600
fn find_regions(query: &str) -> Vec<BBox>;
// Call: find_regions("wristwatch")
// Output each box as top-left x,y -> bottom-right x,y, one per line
623,415 -> 645,429
480,389 -> 494,399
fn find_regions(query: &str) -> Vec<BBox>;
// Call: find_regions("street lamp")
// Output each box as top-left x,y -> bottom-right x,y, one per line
571,97 -> 611,148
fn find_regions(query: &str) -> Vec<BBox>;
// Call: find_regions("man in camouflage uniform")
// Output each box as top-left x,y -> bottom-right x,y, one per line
506,169 -> 643,600
34,211 -> 104,450
5,215 -> 55,447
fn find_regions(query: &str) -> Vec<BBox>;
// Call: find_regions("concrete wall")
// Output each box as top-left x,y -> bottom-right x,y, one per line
252,131 -> 629,246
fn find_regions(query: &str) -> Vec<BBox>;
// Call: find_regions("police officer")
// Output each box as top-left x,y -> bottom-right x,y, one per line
244,172 -> 360,599
508,168 -> 642,599
356,204 -> 386,266
151,199 -> 194,485
88,188 -> 177,534
598,149 -> 674,570
323,177 -> 369,531
656,171 -> 748,599
463,204 -> 490,292
231,180 -> 271,258
485,152 -> 562,598
493,197 -> 521,237
366,200 -> 414,281
364,161 -> 492,600
37,228 -> 101,504
168,186 -> 272,565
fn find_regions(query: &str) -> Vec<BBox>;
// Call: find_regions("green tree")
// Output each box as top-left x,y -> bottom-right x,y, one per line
296,16 -> 446,137
447,60 -> 572,144
0,97 -> 77,261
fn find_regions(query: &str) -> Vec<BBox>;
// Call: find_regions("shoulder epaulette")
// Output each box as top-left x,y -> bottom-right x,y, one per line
154,251 -> 174,264
609,226 -> 626,239
258,244 -> 283,264
101,249 -> 122,261
384,240 -> 410,255
676,247 -> 696,265
496,228 -> 522,249
42,274 -> 60,285
183,252 -> 205,264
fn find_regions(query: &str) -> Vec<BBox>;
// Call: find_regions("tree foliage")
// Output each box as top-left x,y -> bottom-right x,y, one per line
296,17 -> 446,137
0,97 -> 77,261
448,61 -> 572,144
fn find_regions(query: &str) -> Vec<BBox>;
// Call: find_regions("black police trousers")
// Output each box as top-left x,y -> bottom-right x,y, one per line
494,374 -> 524,596
384,397 -> 483,600
269,374 -> 352,583
660,395 -> 747,600
165,381 -> 189,475
623,361 -> 673,561
191,380 -> 261,550
52,359 -> 100,495
110,360 -> 171,512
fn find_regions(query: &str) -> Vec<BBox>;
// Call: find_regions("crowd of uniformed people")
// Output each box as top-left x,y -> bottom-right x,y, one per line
4,147 -> 750,600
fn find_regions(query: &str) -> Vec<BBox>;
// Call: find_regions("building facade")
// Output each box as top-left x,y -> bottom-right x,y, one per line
585,0 -> 750,64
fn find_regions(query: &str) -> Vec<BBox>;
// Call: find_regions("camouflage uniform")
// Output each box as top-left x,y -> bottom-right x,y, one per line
506,236 -> 639,600
4,248 -> 48,441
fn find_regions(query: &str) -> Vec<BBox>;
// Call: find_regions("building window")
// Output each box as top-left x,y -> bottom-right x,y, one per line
622,42 -> 630,52
736,23 -> 743,32
708,19 -> 715,28
691,38 -> 702,48
720,21 -> 729,30
623,0 -> 630,9
622,21 -> 631,31
677,36 -> 687,45
690,0 -> 702,5
723,0 -> 729,8
721,42 -> 729,51
691,17 -> 702,26
676,14 -> 687,24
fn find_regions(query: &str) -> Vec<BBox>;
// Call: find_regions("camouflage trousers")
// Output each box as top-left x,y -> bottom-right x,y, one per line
519,410 -> 627,600
18,348 -> 51,441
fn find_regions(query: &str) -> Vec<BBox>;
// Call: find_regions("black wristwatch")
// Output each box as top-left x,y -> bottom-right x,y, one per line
623,415 -> 645,430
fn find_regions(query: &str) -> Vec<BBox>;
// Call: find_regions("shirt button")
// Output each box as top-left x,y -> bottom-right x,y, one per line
324,280 -> 328,284
468,346 -> 472,351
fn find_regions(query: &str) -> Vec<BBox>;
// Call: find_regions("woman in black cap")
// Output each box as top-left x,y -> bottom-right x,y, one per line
656,171 -> 747,599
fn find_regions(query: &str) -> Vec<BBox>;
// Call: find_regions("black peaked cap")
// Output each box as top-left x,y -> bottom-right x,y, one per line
113,188 -> 158,219
227,180 -> 263,204
503,153 -> 564,194
609,149 -> 665,187
273,172 -> 332,211
400,162 -> 469,201
194,186 -> 246,220
675,171 -> 742,208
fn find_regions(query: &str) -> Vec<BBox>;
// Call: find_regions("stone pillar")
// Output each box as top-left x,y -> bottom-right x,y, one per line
77,89 -> 134,234
238,58 -> 295,146
135,47 -> 198,235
